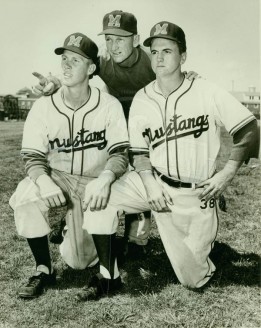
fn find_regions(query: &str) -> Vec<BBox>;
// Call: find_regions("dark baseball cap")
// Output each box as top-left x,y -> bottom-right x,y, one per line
143,21 -> 186,51
55,33 -> 98,62
98,10 -> 137,36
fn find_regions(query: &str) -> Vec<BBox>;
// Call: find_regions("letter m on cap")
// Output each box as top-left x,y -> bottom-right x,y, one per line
154,23 -> 168,36
67,35 -> 83,48
108,14 -> 121,27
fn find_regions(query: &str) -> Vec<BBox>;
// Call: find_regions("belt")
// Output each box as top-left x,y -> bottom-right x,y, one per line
154,168 -> 194,188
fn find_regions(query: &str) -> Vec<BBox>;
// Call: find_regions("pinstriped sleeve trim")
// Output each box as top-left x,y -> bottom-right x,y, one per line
21,148 -> 46,156
229,115 -> 256,136
129,147 -> 149,154
107,141 -> 130,155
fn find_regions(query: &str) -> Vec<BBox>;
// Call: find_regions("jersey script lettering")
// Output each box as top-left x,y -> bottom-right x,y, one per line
49,128 -> 107,153
142,114 -> 209,149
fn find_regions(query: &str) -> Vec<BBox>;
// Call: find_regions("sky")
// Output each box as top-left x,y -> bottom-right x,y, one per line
0,0 -> 260,95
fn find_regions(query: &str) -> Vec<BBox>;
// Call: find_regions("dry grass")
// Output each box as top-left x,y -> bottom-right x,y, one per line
0,121 -> 260,328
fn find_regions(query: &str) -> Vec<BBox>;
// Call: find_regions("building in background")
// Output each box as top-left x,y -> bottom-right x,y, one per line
231,86 -> 260,119
0,91 -> 37,121
1,86 -> 260,121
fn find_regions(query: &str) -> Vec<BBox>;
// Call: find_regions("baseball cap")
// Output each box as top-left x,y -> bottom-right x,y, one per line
55,33 -> 98,62
98,10 -> 137,36
143,21 -> 186,51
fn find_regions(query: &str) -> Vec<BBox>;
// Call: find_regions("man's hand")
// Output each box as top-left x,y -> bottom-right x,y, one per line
139,170 -> 173,212
83,171 -> 116,212
98,43 -> 110,61
32,72 -> 61,96
197,160 -> 243,202
184,71 -> 201,81
36,174 -> 66,208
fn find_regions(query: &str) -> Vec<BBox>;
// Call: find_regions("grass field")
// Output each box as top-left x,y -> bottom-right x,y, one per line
0,121 -> 260,328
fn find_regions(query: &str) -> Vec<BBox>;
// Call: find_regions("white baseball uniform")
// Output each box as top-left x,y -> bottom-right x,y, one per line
84,78 -> 256,288
10,86 -> 129,269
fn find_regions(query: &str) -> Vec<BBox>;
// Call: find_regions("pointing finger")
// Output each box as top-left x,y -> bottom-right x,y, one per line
32,72 -> 48,86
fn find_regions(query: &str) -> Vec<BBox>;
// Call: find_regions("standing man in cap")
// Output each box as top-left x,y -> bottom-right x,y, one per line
32,10 -> 198,257
9,32 -> 129,298
80,21 -> 258,297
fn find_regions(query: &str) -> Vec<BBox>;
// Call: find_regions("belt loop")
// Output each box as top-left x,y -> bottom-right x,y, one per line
191,183 -> 196,190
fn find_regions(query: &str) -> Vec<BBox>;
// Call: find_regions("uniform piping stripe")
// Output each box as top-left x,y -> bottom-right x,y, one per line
202,200 -> 219,281
51,94 -> 73,174
108,141 -> 130,154
129,147 -> 149,152
51,95 -> 72,141
144,86 -> 164,115
229,115 -> 255,136
144,87 -> 166,158
152,81 -> 165,98
168,78 -> 194,179
21,148 -> 46,156
71,113 -> 75,175
62,86 -> 91,112
80,89 -> 101,175
164,75 -> 187,176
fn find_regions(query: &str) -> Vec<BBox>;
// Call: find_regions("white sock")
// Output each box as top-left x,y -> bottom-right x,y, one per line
113,259 -> 119,279
36,264 -> 53,275
100,265 -> 111,279
99,259 -> 119,280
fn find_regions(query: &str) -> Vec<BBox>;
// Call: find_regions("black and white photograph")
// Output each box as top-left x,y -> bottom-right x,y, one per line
0,0 -> 260,327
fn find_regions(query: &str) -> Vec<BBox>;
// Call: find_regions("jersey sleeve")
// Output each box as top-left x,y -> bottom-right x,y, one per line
212,85 -> 256,135
128,91 -> 150,153
128,91 -> 152,172
21,97 -> 49,155
21,97 -> 50,180
229,119 -> 259,163
105,97 -> 130,154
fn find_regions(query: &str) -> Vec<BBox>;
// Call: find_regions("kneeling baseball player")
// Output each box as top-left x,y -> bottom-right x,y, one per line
9,33 -> 129,299
82,20 -> 259,296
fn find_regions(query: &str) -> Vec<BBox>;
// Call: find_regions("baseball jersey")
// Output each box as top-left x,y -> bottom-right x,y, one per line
129,78 -> 256,183
22,86 -> 129,178
99,46 -> 155,119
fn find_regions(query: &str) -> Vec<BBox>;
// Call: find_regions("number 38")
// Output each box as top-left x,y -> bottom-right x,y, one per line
200,198 -> 215,209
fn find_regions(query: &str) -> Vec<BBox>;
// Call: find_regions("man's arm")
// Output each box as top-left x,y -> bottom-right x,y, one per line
22,151 -> 66,208
139,169 -> 173,212
130,153 -> 173,212
83,147 -> 129,212
197,159 -> 243,202
197,119 -> 259,201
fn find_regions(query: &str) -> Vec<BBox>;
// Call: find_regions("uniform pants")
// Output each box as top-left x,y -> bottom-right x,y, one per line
9,170 -> 97,269
84,171 -> 218,288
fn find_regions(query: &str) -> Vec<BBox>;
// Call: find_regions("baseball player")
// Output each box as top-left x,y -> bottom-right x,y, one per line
80,21 -> 258,298
32,10 -> 199,257
9,32 -> 129,298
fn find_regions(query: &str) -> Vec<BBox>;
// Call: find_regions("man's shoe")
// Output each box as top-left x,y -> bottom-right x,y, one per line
75,273 -> 122,302
49,218 -> 66,244
18,271 -> 56,298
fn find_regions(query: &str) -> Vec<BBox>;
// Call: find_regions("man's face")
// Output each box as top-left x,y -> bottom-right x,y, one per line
61,50 -> 93,86
150,38 -> 186,78
105,35 -> 134,63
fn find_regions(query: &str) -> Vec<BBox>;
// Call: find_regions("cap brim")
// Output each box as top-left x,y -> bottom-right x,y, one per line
98,28 -> 133,36
54,47 -> 92,60
143,35 -> 180,47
